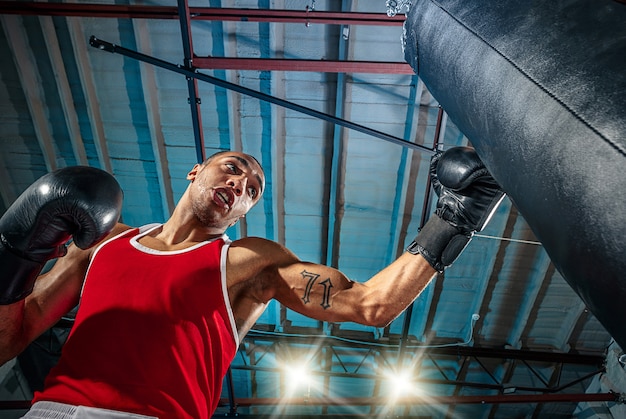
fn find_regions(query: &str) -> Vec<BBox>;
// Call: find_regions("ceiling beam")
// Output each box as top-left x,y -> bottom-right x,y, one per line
66,15 -> 113,174
501,216 -> 552,349
222,21 -> 248,239
2,15 -> 57,172
385,75 -> 423,266
447,353 -> 472,417
398,105 -> 444,348
0,156 -> 15,209
556,289 -> 589,352
243,332 -> 605,365
0,3 -> 406,26
133,19 -> 175,219
324,1 -> 351,340
1,380 -> 615,411
193,57 -> 414,74
231,362 -> 602,394
39,15 -> 88,166
269,3 -> 286,246
326,9 -> 350,268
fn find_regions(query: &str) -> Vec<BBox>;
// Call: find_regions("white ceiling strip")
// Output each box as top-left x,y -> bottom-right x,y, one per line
133,18 -> 175,218
39,15 -> 88,166
65,14 -> 113,173
1,15 -> 57,172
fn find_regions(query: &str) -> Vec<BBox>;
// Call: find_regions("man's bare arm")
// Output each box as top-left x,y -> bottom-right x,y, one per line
229,148 -> 505,330
0,223 -> 130,365
273,252 -> 437,327
229,237 -> 436,328
0,167 -> 124,365
0,243 -> 87,364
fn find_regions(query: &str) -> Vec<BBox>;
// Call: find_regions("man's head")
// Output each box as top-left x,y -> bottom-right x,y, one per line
201,150 -> 263,173
186,151 -> 265,232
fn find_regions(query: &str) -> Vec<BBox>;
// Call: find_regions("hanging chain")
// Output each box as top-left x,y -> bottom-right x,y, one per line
305,0 -> 316,27
385,0 -> 412,17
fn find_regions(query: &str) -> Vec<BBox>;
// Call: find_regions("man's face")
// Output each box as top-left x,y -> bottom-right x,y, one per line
187,152 -> 265,231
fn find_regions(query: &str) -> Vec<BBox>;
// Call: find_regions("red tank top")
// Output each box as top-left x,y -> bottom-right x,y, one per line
33,225 -> 238,418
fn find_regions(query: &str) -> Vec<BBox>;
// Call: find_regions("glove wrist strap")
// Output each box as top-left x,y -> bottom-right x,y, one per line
407,215 -> 472,272
0,239 -> 44,305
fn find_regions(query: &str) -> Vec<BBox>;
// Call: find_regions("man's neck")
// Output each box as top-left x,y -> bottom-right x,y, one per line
156,190 -> 227,246
136,222 -> 223,251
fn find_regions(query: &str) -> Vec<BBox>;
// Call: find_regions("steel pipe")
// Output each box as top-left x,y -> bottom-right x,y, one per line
192,57 -> 413,74
89,36 -> 432,154
177,0 -> 205,163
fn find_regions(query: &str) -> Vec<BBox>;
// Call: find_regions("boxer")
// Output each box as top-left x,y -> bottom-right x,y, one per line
1,148 -> 502,419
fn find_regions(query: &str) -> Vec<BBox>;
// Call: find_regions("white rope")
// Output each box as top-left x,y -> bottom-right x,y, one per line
475,233 -> 542,246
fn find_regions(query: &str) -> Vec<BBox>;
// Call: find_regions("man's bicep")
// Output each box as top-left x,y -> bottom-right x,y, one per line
231,238 -> 369,324
274,262 -> 365,323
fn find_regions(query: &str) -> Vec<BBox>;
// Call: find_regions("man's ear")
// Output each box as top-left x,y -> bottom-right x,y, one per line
187,164 -> 201,181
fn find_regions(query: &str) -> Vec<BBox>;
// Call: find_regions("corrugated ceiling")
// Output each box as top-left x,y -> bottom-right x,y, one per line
0,1 -> 619,418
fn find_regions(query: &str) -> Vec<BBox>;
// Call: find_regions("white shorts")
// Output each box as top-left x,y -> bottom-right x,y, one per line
22,401 -> 158,419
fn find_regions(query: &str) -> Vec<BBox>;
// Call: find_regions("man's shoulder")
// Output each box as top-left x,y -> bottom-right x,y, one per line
231,235 -> 272,245
228,236 -> 299,268
229,236 -> 280,253
90,222 -> 133,247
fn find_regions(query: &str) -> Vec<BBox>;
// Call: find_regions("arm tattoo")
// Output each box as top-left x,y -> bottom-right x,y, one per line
300,270 -> 333,310
319,278 -> 333,309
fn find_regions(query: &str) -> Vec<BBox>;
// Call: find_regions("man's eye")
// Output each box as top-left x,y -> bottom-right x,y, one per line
248,187 -> 257,199
226,163 -> 236,172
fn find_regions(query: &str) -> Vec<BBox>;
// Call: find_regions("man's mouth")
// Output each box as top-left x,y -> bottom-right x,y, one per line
214,188 -> 234,209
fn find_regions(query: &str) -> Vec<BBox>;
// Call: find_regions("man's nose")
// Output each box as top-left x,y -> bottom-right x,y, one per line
228,177 -> 246,196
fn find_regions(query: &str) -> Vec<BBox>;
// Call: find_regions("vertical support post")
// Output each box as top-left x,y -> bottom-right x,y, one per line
225,367 -> 237,415
398,106 -> 444,359
177,0 -> 205,163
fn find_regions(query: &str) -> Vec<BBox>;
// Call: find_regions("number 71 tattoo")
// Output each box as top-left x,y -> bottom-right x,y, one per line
300,270 -> 333,309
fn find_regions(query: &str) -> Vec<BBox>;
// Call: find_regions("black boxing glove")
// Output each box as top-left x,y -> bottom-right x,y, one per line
0,166 -> 123,304
407,147 -> 505,272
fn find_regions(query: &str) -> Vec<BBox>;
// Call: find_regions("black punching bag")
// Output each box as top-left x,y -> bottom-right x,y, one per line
403,0 -> 626,349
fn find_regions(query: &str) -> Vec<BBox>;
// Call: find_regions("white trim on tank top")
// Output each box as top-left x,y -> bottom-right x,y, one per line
82,223 -> 239,348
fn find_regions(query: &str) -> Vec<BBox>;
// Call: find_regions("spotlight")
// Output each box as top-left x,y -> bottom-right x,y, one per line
283,363 -> 311,389
385,370 -> 418,398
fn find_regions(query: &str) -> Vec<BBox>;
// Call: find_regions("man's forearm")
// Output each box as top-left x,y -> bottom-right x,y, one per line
361,252 -> 437,327
0,301 -> 27,365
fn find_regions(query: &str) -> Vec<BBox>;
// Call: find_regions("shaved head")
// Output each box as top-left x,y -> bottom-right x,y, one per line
203,150 -> 262,171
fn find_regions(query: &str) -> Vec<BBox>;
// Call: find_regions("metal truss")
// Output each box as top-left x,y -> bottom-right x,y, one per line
216,330 -> 615,415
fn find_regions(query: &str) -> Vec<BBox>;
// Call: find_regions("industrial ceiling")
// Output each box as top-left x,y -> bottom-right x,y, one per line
0,1 -> 623,418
